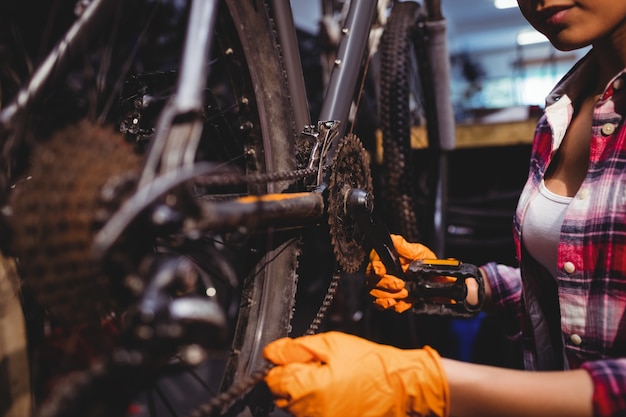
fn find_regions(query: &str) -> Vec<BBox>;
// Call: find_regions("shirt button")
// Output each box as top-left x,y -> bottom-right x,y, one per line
613,78 -> 624,90
601,123 -> 616,135
570,334 -> 583,345
577,189 -> 588,200
564,262 -> 576,274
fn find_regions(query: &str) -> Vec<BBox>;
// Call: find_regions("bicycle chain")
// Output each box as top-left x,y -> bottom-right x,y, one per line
183,269 -> 343,417
304,269 -> 342,335
193,166 -> 320,187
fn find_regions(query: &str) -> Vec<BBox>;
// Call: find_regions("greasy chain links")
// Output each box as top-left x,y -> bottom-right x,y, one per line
182,269 -> 343,417
184,270 -> 344,417
194,166 -> 321,187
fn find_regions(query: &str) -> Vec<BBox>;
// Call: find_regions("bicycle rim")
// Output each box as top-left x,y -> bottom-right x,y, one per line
2,1 -> 299,415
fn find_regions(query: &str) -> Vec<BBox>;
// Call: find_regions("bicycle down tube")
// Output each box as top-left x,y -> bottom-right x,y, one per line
270,0 -> 379,141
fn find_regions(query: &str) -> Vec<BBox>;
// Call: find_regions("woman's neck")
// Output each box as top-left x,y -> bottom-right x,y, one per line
592,25 -> 626,86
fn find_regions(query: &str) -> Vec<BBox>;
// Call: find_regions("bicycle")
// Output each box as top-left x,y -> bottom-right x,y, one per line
0,0 -> 460,416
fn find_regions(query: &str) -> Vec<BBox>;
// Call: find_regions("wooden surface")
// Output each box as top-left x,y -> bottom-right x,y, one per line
375,118 -> 539,163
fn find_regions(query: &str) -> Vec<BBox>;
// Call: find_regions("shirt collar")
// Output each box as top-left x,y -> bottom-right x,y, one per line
545,49 -> 626,108
545,50 -> 597,107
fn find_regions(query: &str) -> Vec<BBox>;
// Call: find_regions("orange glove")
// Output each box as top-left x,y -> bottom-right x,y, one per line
263,331 -> 449,417
366,234 -> 436,313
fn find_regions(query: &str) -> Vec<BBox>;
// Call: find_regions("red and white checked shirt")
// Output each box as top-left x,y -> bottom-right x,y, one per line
481,52 -> 626,416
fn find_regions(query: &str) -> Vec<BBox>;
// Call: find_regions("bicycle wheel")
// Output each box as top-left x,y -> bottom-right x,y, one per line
378,1 -> 427,243
2,0 -> 300,415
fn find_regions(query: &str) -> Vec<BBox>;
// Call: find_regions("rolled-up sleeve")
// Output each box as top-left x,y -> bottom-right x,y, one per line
480,262 -> 523,339
581,359 -> 626,417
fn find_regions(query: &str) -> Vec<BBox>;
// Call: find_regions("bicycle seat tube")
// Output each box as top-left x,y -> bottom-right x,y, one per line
317,0 -> 378,139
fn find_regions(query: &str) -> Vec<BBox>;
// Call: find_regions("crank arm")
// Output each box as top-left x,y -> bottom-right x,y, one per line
345,188 -> 405,278
346,188 -> 484,317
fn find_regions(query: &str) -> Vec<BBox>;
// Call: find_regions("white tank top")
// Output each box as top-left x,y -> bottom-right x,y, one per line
522,180 -> 573,277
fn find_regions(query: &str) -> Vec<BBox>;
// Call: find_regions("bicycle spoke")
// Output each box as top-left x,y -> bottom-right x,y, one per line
99,0 -> 162,123
174,355 -> 217,396
152,382 -> 181,417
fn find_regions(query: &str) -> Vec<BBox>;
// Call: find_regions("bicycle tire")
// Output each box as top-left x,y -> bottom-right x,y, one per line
2,1 -> 300,416
378,1 -> 427,243
218,0 -> 300,413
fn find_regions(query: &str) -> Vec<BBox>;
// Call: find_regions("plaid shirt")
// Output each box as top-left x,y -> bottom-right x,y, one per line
481,52 -> 626,417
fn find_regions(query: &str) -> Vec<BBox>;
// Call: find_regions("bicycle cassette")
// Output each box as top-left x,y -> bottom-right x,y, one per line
327,134 -> 373,273
7,121 -> 142,323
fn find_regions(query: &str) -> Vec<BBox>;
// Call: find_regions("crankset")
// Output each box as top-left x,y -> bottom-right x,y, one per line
325,132 -> 484,317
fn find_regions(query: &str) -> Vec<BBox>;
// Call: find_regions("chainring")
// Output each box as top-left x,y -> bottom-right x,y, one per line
327,134 -> 373,273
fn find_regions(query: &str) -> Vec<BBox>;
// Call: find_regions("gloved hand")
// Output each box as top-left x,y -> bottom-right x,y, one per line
263,331 -> 449,417
366,234 -> 436,313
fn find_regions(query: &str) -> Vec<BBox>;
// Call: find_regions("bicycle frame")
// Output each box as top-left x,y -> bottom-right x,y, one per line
0,0 -> 455,257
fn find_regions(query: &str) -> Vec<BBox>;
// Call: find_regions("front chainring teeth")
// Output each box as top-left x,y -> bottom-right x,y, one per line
8,121 -> 142,323
327,134 -> 373,273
